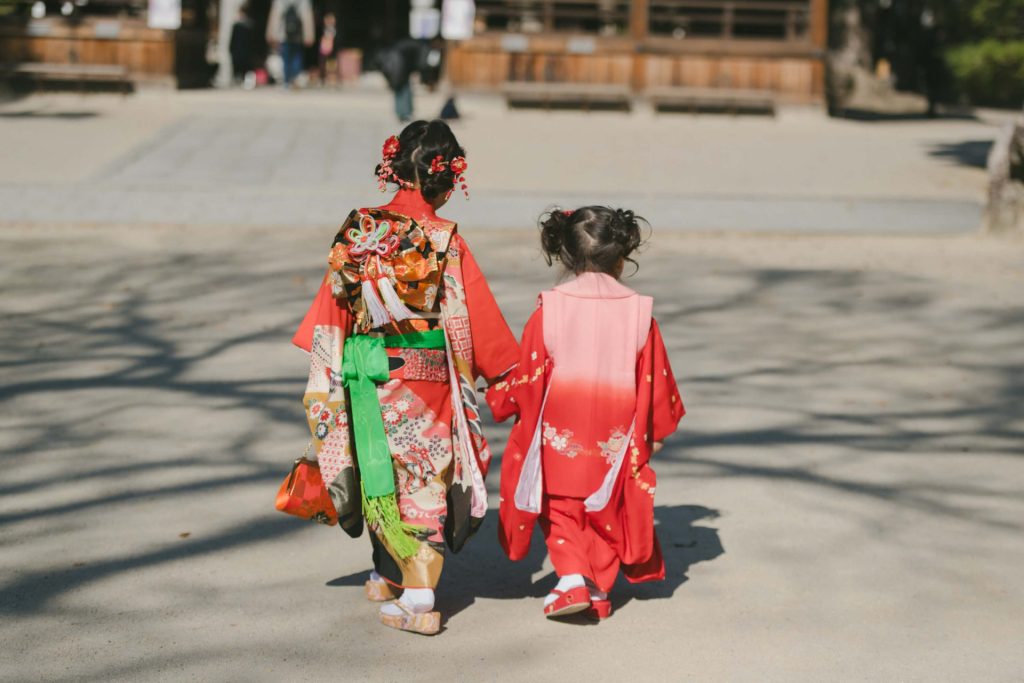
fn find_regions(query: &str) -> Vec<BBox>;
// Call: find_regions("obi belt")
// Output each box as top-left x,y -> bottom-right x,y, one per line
342,329 -> 446,558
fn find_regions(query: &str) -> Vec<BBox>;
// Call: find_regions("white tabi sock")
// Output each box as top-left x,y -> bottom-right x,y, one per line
380,588 -> 435,616
590,589 -> 608,601
544,574 -> 585,606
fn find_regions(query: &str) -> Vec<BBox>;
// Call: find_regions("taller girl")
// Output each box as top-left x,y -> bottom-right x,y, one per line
293,120 -> 517,635
490,207 -> 685,621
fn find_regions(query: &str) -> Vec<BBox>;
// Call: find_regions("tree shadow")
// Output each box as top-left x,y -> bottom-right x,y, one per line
1,227 -> 1022,669
928,139 -> 994,169
0,110 -> 99,120
832,108 -> 977,123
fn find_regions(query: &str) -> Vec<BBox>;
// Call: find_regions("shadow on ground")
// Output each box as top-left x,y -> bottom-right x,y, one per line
1,229 -> 1021,640
928,139 -> 994,169
833,108 -> 977,123
326,504 -> 724,627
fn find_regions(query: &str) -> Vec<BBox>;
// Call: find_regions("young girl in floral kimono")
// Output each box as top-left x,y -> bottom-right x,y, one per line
489,207 -> 684,621
292,120 -> 518,635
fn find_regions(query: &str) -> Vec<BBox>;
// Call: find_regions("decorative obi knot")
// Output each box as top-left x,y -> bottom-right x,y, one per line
345,214 -> 400,261
328,208 -> 454,333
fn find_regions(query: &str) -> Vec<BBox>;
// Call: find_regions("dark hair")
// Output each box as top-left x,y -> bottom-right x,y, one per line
539,206 -> 646,276
374,119 -> 466,202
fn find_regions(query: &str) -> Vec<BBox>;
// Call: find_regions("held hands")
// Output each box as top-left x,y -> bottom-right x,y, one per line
652,441 -> 664,454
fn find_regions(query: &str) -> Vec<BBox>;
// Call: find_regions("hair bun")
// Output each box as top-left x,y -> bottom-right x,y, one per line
538,205 -> 647,275
376,119 -> 465,201
539,208 -> 572,266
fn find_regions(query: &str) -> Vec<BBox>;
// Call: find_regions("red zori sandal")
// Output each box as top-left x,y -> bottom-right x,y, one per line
584,599 -> 612,621
543,586 -> 591,618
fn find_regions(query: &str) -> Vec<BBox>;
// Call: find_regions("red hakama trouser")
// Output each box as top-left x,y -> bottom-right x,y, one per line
539,495 -> 620,592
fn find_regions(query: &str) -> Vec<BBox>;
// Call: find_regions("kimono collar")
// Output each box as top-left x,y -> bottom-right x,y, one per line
380,188 -> 440,223
554,272 -> 637,299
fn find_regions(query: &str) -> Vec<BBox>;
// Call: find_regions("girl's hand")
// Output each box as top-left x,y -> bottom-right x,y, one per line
652,441 -> 664,454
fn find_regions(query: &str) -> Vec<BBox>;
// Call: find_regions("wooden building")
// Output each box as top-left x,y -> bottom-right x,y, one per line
448,0 -> 828,102
0,0 -> 215,87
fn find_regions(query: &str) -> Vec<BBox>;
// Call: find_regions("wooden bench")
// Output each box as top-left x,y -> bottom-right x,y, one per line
503,82 -> 632,112
647,86 -> 776,116
1,63 -> 133,93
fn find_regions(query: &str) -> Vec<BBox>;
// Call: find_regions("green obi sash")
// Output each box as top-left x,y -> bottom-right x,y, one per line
342,328 -> 446,559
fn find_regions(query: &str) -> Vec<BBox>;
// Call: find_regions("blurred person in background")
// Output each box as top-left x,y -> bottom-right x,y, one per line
266,0 -> 314,88
376,39 -> 443,123
318,12 -> 338,87
229,3 -> 258,89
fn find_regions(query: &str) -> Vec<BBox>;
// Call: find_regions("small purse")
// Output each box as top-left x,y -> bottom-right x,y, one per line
274,443 -> 338,526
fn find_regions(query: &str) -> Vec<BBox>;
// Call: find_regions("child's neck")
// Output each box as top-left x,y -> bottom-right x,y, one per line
575,269 -> 621,282
381,188 -> 439,221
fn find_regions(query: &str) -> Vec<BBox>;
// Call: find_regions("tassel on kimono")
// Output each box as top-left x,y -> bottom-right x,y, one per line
361,485 -> 425,559
376,276 -> 419,322
361,278 -> 392,328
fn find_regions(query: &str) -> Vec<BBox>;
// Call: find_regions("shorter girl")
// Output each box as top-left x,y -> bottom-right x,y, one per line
489,207 -> 684,620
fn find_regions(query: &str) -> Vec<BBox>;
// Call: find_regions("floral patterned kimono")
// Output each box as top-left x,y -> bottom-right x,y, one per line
293,189 -> 518,589
489,272 -> 684,592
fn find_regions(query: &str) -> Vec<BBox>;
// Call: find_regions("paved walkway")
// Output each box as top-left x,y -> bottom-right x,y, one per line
0,89 -> 1003,232
1,221 -> 1022,681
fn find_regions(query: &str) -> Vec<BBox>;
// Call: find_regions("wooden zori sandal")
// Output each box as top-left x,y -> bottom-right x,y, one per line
364,579 -> 399,602
543,586 -> 591,618
378,600 -> 441,636
584,599 -> 612,621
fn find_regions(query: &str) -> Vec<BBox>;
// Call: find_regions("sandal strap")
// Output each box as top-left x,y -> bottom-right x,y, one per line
390,599 -> 415,616
390,599 -> 436,617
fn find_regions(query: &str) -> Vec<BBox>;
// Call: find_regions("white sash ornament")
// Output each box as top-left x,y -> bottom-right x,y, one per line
345,214 -> 399,261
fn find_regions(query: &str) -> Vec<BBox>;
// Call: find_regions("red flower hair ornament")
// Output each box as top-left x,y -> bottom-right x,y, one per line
376,135 -> 414,191
427,154 -> 469,198
377,135 -> 468,197
382,135 -> 400,159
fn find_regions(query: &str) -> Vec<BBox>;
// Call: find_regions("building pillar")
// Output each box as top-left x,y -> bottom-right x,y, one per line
809,0 -> 828,97
630,0 -> 648,92
215,0 -> 244,87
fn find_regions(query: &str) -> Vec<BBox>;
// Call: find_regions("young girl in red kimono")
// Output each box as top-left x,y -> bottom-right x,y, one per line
489,207 -> 684,620
292,120 -> 518,634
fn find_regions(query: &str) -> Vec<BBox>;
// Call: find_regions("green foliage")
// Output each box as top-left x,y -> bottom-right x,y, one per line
968,0 -> 1024,41
946,39 -> 1024,107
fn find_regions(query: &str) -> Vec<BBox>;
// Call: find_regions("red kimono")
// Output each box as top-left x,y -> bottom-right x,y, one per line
293,189 -> 518,589
489,273 -> 684,591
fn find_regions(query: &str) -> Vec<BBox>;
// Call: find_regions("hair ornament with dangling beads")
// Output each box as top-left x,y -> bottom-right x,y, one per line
377,135 -> 415,192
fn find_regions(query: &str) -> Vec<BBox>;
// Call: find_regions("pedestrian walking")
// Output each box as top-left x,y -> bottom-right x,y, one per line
266,0 -> 314,88
228,3 -> 257,87
290,120 -> 517,635
317,12 -> 338,86
376,38 -> 431,122
489,207 -> 685,621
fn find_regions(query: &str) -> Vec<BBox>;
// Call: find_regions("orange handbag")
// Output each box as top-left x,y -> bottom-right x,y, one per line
274,443 -> 338,526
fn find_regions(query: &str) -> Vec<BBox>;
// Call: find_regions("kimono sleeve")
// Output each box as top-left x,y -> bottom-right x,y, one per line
486,306 -> 545,423
292,270 -> 352,352
455,234 -> 519,382
641,318 -> 684,443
